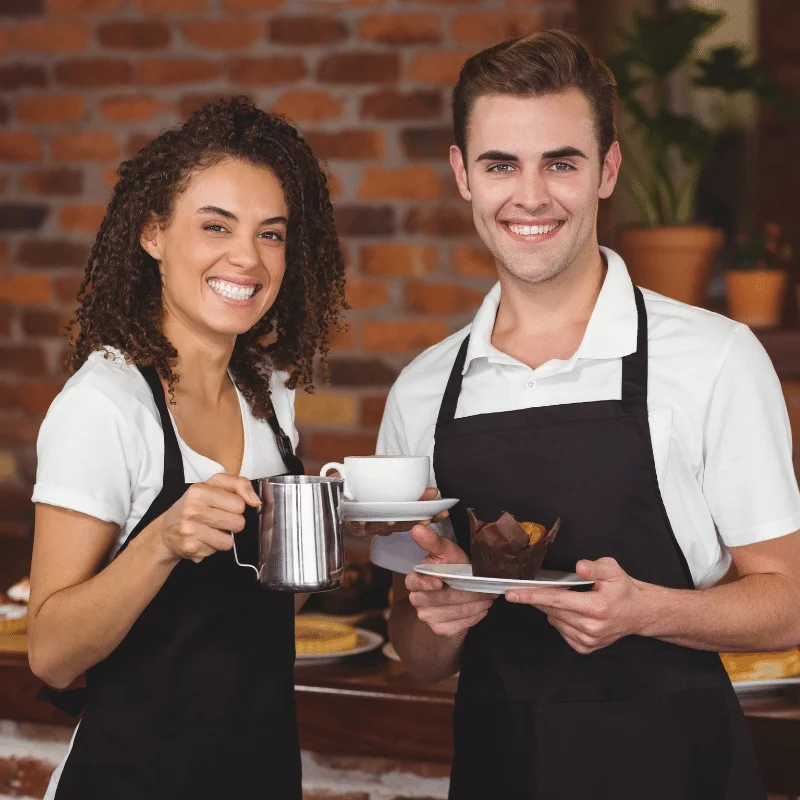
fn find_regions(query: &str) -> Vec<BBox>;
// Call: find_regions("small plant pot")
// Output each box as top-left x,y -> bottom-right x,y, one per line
724,269 -> 787,328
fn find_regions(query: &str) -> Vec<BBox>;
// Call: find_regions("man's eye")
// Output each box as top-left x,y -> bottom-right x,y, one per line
549,162 -> 574,172
488,163 -> 515,173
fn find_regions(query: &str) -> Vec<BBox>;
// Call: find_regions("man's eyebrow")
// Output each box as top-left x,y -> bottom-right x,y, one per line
542,146 -> 587,160
197,206 -> 288,225
474,147 -> 589,163
475,150 -> 519,163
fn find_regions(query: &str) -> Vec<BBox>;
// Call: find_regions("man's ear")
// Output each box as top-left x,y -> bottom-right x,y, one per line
139,214 -> 163,261
449,145 -> 472,202
598,141 -> 622,200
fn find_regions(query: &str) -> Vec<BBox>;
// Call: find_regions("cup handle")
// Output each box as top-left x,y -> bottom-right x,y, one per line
230,531 -> 260,579
320,461 -> 353,499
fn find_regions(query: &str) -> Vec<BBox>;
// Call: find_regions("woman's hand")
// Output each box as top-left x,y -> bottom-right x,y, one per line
344,487 -> 449,540
156,474 -> 261,563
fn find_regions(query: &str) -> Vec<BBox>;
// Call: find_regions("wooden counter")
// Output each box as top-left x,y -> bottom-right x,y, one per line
2,644 -> 800,795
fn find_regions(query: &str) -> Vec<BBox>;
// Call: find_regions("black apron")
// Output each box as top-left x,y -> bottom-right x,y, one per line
41,365 -> 304,800
434,287 -> 764,800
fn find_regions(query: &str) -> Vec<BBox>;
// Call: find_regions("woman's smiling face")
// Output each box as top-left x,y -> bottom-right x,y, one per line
141,157 -> 289,342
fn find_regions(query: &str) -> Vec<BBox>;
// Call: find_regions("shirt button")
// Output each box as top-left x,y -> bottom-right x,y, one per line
525,379 -> 537,391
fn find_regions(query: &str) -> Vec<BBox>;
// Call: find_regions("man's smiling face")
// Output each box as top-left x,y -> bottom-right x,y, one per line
451,88 -> 620,287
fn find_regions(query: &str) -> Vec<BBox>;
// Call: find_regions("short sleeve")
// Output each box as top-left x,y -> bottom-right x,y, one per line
703,326 -> 800,546
376,384 -> 409,456
32,385 -> 138,526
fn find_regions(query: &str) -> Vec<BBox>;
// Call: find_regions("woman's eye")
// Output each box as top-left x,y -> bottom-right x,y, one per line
260,231 -> 285,242
203,223 -> 228,233
488,163 -> 515,173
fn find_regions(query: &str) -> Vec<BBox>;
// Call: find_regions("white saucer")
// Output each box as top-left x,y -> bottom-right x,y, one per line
732,676 -> 800,695
341,498 -> 458,523
295,628 -> 383,667
413,563 -> 594,594
382,641 -> 401,662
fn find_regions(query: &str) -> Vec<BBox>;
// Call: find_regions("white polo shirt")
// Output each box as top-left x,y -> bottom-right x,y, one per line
371,247 -> 800,588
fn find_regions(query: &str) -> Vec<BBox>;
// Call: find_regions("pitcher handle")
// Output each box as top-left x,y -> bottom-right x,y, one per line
230,531 -> 260,579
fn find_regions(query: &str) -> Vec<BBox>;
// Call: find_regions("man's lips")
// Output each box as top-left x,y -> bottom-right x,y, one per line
501,220 -> 565,242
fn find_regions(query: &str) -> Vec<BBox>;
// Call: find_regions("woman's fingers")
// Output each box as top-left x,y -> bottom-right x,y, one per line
205,473 -> 261,507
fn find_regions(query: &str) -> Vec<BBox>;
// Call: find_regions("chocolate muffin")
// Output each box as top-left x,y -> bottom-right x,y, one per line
468,509 -> 561,580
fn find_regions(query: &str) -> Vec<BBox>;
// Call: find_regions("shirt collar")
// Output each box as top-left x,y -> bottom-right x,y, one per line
463,246 -> 638,375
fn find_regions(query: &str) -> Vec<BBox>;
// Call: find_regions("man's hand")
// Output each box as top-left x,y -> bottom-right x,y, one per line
344,487 -> 449,539
405,524 -> 496,639
506,557 -> 649,654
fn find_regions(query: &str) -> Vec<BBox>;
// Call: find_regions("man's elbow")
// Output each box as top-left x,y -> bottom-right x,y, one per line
28,641 -> 78,690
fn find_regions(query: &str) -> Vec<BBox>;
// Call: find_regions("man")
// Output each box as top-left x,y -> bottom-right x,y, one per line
370,30 -> 800,799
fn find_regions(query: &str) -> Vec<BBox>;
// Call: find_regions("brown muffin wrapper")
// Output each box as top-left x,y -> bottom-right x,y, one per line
468,509 -> 561,580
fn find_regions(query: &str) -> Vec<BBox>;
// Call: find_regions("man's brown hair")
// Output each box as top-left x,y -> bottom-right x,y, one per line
452,30 -> 618,162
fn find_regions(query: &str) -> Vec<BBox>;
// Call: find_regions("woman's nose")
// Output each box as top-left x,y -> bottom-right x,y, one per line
228,235 -> 260,268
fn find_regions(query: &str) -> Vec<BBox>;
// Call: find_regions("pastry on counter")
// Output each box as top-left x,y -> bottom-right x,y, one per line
720,648 -> 800,682
469,509 -> 560,580
295,617 -> 358,655
0,577 -> 29,635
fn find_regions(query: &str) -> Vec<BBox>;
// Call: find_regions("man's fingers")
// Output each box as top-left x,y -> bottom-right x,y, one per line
416,600 -> 493,623
411,524 -> 469,564
409,586 -> 494,608
429,611 -> 488,638
405,571 -> 443,592
418,487 -> 439,501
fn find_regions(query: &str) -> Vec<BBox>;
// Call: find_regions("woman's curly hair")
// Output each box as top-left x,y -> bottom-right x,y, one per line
68,96 -> 346,420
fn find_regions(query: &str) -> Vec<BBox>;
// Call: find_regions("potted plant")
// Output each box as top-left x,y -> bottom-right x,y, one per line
725,222 -> 793,328
608,6 -> 789,306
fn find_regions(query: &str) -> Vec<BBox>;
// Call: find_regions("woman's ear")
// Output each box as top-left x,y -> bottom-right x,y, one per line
139,214 -> 163,261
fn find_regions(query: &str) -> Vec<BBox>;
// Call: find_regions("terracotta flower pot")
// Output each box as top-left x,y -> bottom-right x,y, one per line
724,270 -> 787,328
616,225 -> 724,306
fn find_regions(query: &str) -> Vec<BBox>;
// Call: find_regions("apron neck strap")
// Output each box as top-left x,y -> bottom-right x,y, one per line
265,397 -> 305,476
138,364 -> 186,484
621,286 -> 648,405
436,285 -> 650,426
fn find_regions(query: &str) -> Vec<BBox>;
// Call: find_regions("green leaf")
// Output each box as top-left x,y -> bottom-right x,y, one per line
694,46 -> 763,94
620,168 -> 661,227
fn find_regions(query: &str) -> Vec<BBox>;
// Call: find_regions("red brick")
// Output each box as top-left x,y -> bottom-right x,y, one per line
329,325 -> 355,351
363,320 -> 448,352
408,52 -> 469,86
100,95 -> 168,122
222,0 -> 282,8
58,203 -> 106,232
358,13 -> 441,45
307,432 -> 377,463
318,53 -> 399,84
272,90 -> 344,122
0,240 -> 9,269
17,378 -> 65,413
17,239 -> 88,268
452,245 -> 495,277
0,382 -> 18,409
127,132 -> 155,157
334,206 -> 394,236
325,171 -> 342,198
0,174 -> 7,195
0,274 -> 52,305
0,63 -> 46,90
401,127 -> 452,159
361,394 -> 387,428
176,92 -> 232,118
327,357 -> 397,387
21,309 -> 73,337
345,279 -> 390,310
227,56 -> 306,85
55,59 -> 132,88
360,166 -> 443,199
183,20 -> 262,50
361,244 -> 438,277
0,28 -> 6,56
97,20 -> 171,49
47,0 -> 119,7
138,59 -> 221,86
0,99 -> 8,125
405,207 -> 475,237
404,280 -> 484,314
136,0 -> 205,9
52,131 -> 119,161
0,416 -> 43,444
20,168 -> 82,195
0,203 -> 48,231
269,15 -> 348,45
10,21 -> 90,52
0,345 -> 47,374
0,131 -> 42,162
306,130 -> 384,160
16,94 -> 85,124
452,11 -> 542,44
54,274 -> 84,303
101,167 -> 119,189
361,89 -> 441,121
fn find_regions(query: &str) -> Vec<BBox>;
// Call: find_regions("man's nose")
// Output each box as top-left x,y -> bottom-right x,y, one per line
513,171 -> 550,213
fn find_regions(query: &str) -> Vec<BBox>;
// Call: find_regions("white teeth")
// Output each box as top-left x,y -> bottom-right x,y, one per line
207,279 -> 257,301
507,222 -> 560,236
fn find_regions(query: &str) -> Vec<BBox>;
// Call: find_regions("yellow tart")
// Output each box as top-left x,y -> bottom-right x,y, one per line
295,618 -> 358,656
720,648 -> 800,682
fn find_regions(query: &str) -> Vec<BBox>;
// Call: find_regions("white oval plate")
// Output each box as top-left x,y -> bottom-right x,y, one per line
414,563 -> 593,594
732,676 -> 800,694
295,628 -> 383,667
341,498 -> 458,523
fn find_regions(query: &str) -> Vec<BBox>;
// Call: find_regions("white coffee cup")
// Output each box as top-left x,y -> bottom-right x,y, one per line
319,456 -> 430,503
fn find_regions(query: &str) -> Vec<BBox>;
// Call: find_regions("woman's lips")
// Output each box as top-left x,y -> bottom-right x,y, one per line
207,278 -> 261,307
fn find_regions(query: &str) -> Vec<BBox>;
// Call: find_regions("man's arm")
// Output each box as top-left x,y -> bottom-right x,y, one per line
506,531 -> 800,654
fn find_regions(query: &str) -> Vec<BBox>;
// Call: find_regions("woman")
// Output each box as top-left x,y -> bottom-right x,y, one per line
28,97 -> 346,800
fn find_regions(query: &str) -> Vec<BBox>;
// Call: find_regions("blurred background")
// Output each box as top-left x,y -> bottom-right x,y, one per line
1,0 -> 799,797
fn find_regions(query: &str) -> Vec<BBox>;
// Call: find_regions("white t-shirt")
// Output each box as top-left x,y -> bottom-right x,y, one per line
371,247 -> 800,588
32,347 -> 298,557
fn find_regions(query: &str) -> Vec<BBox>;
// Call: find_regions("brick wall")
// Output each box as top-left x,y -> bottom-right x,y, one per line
0,0 -> 578,536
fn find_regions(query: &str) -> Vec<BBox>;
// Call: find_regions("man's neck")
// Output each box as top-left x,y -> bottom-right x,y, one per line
491,248 -> 606,370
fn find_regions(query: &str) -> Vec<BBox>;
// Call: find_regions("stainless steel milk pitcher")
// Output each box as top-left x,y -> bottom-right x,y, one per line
231,475 -> 345,592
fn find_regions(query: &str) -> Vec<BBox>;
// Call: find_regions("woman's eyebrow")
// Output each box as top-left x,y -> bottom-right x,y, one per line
196,206 -> 288,225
